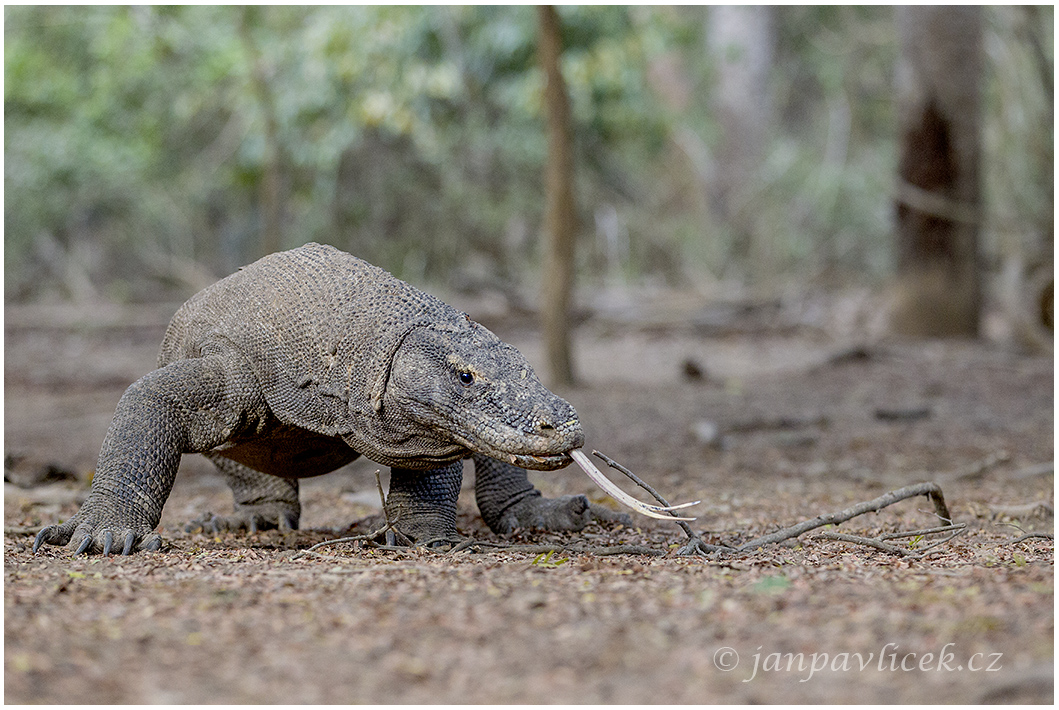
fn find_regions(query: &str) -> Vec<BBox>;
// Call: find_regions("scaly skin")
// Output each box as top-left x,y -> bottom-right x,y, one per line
36,244 -> 618,555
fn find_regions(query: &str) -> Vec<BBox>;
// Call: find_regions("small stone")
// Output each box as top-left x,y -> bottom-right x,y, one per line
691,420 -> 724,449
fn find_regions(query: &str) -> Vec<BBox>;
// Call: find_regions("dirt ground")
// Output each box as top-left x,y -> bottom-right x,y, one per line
4,297 -> 1053,703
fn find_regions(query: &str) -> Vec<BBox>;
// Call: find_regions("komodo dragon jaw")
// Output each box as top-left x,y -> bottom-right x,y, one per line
382,323 -> 584,470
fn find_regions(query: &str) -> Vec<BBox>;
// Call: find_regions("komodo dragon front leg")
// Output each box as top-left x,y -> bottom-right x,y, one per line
473,454 -> 631,534
34,351 -> 270,555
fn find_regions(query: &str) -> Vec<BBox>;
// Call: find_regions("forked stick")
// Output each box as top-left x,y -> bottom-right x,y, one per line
570,449 -> 699,521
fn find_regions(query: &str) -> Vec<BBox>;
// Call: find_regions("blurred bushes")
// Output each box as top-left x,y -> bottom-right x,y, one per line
4,6 -> 1051,303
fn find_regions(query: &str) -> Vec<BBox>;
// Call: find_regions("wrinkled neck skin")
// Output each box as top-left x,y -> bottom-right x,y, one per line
343,319 -> 584,471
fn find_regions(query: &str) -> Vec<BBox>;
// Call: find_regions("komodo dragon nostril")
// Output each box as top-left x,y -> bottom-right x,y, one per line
538,420 -> 556,432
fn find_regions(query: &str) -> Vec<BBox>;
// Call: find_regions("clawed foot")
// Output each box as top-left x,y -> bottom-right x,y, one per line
493,493 -> 632,535
382,527 -> 462,550
185,503 -> 299,535
33,514 -> 162,556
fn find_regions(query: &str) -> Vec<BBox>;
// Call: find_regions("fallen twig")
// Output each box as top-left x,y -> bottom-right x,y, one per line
880,523 -> 967,540
814,531 -> 916,557
734,482 -> 953,553
816,525 -> 966,559
290,521 -> 397,559
906,526 -> 967,554
374,469 -> 412,547
442,540 -> 666,557
995,532 -> 1053,545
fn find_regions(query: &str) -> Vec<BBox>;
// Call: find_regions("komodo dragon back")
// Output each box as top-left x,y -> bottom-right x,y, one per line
158,243 -> 464,461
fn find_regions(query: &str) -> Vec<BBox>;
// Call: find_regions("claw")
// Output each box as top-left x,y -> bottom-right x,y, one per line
248,518 -> 258,534
142,535 -> 162,552
33,528 -> 49,554
102,531 -> 114,556
569,449 -> 698,521
74,536 -> 92,556
122,531 -> 136,556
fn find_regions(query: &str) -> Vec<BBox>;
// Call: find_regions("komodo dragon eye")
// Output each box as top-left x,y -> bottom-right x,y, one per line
458,371 -> 475,386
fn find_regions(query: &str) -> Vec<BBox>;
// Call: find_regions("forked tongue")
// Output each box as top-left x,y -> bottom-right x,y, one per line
569,449 -> 699,521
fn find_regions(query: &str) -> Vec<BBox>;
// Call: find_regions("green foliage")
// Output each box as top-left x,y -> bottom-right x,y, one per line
4,6 -> 1052,302
981,6 -> 1054,269
6,6 -> 679,299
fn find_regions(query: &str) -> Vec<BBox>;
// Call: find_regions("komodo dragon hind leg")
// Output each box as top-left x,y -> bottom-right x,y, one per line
472,454 -> 632,535
186,453 -> 300,534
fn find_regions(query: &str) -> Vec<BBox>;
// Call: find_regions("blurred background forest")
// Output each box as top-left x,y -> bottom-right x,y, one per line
4,6 -> 1053,347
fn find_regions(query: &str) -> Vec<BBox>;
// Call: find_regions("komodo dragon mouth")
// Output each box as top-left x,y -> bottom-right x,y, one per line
507,451 -> 574,470
451,432 -> 577,472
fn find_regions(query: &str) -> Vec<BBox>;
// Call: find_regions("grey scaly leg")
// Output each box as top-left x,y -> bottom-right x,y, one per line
385,461 -> 463,544
473,454 -> 631,535
186,453 -> 300,534
34,352 -> 268,555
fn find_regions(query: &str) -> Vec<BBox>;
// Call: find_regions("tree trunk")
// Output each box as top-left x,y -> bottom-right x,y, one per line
890,7 -> 982,337
537,5 -> 577,387
239,7 -> 286,258
706,5 -> 774,269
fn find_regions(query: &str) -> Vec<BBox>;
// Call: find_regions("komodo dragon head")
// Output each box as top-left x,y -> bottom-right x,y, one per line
375,319 -> 584,471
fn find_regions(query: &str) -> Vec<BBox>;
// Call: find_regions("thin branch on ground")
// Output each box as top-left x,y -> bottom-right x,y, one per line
374,468 -> 412,547
906,526 -> 967,554
441,539 -> 666,557
734,482 -> 953,554
374,469 -> 386,510
591,449 -> 732,557
995,532 -> 1053,545
814,531 -> 917,557
816,525 -> 966,559
880,523 -> 967,540
290,520 -> 397,560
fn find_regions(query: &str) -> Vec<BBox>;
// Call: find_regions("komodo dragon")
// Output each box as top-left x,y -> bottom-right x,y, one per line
34,243 -> 631,555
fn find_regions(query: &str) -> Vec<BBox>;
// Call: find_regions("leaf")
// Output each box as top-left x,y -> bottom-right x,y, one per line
751,574 -> 791,594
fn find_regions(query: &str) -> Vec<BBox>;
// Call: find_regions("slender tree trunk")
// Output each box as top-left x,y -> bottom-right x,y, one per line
706,5 -> 774,270
239,7 -> 286,258
890,7 -> 982,336
537,5 -> 577,387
